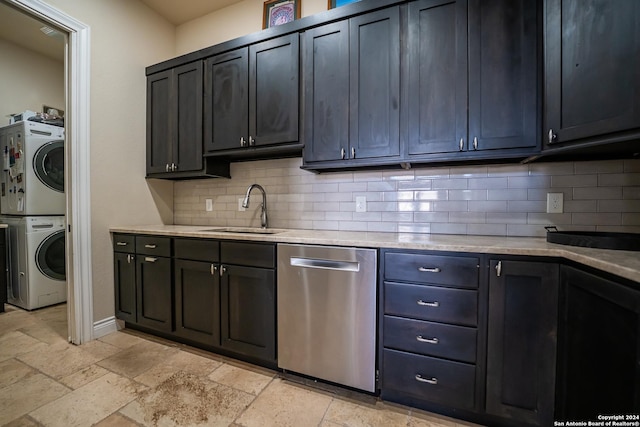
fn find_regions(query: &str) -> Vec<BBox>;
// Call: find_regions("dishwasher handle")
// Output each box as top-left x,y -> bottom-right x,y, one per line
290,257 -> 360,272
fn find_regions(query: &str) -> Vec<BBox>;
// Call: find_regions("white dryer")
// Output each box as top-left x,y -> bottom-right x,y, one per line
0,121 -> 65,215
4,216 -> 66,310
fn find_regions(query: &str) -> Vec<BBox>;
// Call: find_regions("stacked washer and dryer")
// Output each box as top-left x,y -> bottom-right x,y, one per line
0,120 -> 66,310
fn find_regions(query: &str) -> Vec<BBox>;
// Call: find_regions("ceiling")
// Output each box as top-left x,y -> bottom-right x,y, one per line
0,0 -> 242,62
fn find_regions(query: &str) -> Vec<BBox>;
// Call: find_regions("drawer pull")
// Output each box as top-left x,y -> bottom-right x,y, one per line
144,257 -> 157,263
144,244 -> 157,249
417,300 -> 439,308
415,374 -> 438,385
416,335 -> 439,344
418,267 -> 441,273
116,242 -> 128,246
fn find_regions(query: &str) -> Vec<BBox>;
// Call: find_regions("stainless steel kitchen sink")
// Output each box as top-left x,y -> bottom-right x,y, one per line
199,227 -> 284,234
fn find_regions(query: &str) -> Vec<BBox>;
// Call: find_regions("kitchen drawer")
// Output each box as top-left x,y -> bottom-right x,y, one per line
174,238 -> 220,262
382,348 -> 476,409
136,235 -> 171,257
384,282 -> 478,326
113,234 -> 135,253
384,315 -> 477,363
384,252 -> 478,289
221,241 -> 275,268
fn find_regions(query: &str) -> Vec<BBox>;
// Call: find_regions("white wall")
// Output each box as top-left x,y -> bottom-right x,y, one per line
41,0 -> 176,321
0,39 -> 64,122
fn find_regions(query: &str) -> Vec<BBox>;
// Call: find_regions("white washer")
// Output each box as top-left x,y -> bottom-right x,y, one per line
3,216 -> 66,310
0,121 -> 65,215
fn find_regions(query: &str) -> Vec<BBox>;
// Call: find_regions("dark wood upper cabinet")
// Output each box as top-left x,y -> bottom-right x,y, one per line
205,33 -> 299,153
303,7 -> 401,165
408,0 -> 538,158
544,0 -> 640,147
147,62 -> 229,179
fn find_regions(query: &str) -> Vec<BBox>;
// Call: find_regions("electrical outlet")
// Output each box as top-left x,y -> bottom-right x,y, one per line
547,193 -> 564,213
238,198 -> 246,212
355,196 -> 367,213
205,199 -> 213,212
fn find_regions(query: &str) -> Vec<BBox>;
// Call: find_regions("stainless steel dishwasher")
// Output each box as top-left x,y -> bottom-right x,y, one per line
277,243 -> 377,392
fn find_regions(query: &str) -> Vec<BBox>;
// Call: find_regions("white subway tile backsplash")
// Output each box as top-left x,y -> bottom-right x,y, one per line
173,158 -> 640,237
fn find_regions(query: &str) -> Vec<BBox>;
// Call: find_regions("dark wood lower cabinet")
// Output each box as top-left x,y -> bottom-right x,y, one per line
174,259 -> 220,346
220,264 -> 276,363
486,259 -> 559,427
136,255 -> 173,332
556,265 -> 640,419
114,252 -> 136,323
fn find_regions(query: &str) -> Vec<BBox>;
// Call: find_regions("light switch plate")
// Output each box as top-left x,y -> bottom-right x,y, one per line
205,199 -> 213,212
355,196 -> 367,213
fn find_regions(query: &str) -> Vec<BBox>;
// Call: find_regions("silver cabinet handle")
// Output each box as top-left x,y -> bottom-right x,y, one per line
416,336 -> 439,344
415,375 -> 438,385
351,147 -> 355,158
417,300 -> 439,307
210,264 -> 218,275
165,164 -> 170,172
249,136 -> 255,146
144,244 -> 157,249
341,148 -> 346,159
127,254 -> 134,263
240,137 -> 246,147
459,138 -> 464,151
219,265 -> 227,277
496,261 -> 502,277
548,129 -> 557,144
144,256 -> 157,263
418,267 -> 441,273
172,163 -> 177,171
116,242 -> 128,246
473,137 -> 478,150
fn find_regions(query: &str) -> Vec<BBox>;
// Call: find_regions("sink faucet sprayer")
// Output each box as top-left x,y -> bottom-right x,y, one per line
242,184 -> 268,229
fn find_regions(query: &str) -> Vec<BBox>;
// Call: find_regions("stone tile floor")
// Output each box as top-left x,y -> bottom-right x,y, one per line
0,303 -> 481,426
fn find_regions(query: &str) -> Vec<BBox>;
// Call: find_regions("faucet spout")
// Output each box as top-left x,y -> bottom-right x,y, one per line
242,184 -> 268,228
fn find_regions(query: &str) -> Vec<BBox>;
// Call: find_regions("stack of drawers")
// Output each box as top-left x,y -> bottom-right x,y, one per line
381,250 -> 480,410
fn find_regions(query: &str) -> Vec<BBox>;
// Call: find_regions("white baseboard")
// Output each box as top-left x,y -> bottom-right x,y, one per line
92,316 -> 118,339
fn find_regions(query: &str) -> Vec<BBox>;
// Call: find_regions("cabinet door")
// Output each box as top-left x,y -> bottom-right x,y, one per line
146,70 -> 173,174
114,252 -> 136,323
136,255 -> 172,332
205,48 -> 249,152
545,0 -> 640,145
407,0 -> 467,156
249,34 -> 299,147
302,21 -> 349,163
220,264 -> 276,362
350,7 -> 400,160
486,260 -> 558,426
556,266 -> 640,420
468,0 -> 538,151
173,62 -> 203,172
174,259 -> 220,346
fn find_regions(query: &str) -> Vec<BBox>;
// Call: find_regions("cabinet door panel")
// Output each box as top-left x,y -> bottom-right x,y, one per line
408,0 -> 467,155
174,259 -> 220,346
350,7 -> 400,159
136,256 -> 172,332
486,260 -> 558,426
220,265 -> 276,362
114,252 -> 136,322
545,0 -> 640,143
303,21 -> 349,163
468,0 -> 538,151
250,34 -> 299,146
146,70 -> 172,173
205,49 -> 249,152
174,62 -> 203,172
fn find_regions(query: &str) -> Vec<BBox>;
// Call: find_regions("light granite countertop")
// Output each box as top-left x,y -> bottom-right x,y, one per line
110,225 -> 640,283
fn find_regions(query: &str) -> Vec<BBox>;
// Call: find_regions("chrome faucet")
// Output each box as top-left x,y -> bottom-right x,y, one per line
242,184 -> 268,228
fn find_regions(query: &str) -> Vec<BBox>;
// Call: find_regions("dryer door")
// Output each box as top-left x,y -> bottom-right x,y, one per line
33,140 -> 64,192
36,229 -> 66,280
